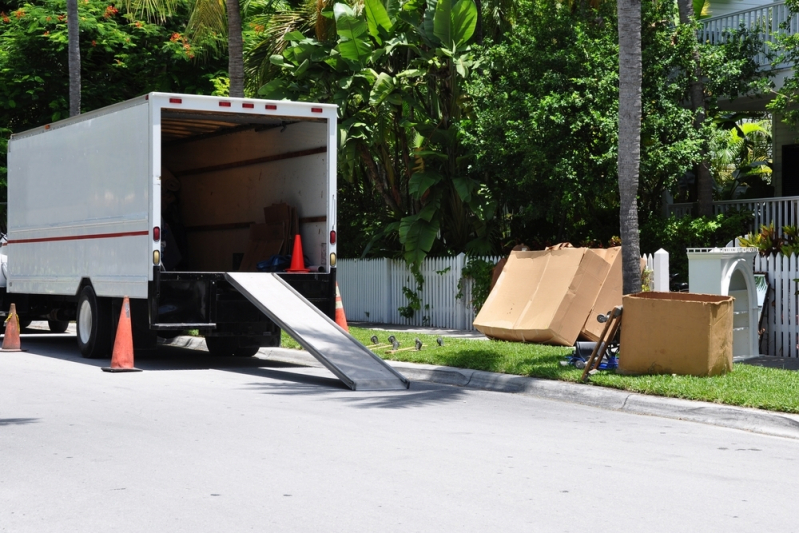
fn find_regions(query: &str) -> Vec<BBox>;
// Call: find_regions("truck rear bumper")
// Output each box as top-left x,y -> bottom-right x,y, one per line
150,267 -> 337,336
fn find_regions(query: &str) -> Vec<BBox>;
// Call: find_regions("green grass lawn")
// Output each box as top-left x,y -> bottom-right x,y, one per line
281,327 -> 799,414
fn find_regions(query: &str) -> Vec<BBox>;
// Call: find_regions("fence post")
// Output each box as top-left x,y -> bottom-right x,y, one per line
654,249 -> 669,292
384,258 -> 391,325
455,253 -> 466,330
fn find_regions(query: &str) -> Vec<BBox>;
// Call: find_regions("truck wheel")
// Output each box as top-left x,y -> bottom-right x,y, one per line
76,286 -> 113,359
205,336 -> 260,357
48,320 -> 69,333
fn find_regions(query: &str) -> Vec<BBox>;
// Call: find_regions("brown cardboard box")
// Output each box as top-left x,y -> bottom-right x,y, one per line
619,292 -> 733,377
581,247 -> 623,342
264,203 -> 299,255
473,248 -> 612,346
239,222 -> 284,272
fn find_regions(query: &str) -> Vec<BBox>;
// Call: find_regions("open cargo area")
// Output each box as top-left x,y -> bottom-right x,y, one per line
159,109 -> 331,274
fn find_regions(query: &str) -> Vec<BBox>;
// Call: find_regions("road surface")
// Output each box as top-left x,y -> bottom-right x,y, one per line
1,333 -> 796,532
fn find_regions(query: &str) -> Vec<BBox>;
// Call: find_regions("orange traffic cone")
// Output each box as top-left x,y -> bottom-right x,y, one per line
286,234 -> 310,273
1,303 -> 22,351
334,283 -> 349,332
102,297 -> 141,372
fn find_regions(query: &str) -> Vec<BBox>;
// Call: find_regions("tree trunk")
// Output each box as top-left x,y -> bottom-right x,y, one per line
67,0 -> 80,117
677,0 -> 713,217
617,0 -> 642,295
226,0 -> 245,98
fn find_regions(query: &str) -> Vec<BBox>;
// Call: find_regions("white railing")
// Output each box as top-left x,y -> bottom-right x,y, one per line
668,196 -> 799,233
700,1 -> 797,68
715,196 -> 799,231
337,253 -> 502,330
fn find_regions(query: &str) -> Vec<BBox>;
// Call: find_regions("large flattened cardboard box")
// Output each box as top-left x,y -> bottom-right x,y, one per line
474,248 -> 611,346
619,292 -> 733,377
581,247 -> 622,342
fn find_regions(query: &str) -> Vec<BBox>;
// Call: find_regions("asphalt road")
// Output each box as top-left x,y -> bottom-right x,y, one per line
2,333 -> 798,532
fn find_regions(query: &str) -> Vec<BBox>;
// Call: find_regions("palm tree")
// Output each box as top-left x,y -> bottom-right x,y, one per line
186,0 -> 247,97
67,0 -> 80,116
617,0 -> 642,294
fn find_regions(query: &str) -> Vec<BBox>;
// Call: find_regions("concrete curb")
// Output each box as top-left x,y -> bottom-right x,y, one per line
164,336 -> 799,440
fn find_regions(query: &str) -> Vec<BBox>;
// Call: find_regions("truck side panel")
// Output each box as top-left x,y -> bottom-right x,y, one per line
7,102 -> 151,298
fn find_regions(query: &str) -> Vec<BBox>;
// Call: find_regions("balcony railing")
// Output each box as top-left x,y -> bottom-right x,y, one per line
668,196 -> 799,232
700,1 -> 798,68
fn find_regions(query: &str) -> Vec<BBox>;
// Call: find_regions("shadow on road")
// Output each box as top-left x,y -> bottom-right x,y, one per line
14,335 -> 430,397
243,379 -> 466,409
0,418 -> 40,426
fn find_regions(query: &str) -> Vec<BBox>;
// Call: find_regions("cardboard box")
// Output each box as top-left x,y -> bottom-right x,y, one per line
264,203 -> 299,255
619,292 -> 733,377
473,248 -> 611,346
239,222 -> 284,272
581,247 -> 623,342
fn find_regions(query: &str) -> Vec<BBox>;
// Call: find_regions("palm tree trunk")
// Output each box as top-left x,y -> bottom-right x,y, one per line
617,0 -> 642,295
67,0 -> 80,116
677,0 -> 713,216
226,0 -> 245,98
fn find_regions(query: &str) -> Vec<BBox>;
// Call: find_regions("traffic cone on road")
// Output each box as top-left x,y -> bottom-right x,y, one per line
286,234 -> 310,273
102,297 -> 141,373
1,303 -> 22,352
334,283 -> 349,332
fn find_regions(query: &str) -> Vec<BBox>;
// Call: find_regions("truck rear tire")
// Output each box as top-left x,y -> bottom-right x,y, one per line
205,336 -> 260,357
76,286 -> 113,359
48,320 -> 69,333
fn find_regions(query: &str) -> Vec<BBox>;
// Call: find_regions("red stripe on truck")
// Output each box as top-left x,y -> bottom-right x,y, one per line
8,230 -> 149,244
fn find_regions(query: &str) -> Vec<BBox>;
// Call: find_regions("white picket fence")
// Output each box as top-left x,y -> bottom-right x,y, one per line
337,254 -> 502,330
753,254 -> 799,357
338,251 -> 669,331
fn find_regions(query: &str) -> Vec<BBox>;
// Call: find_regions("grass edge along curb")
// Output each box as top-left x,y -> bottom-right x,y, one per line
281,327 -> 799,414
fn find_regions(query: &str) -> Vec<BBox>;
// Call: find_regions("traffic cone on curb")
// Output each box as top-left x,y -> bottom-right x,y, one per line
334,283 -> 349,332
1,303 -> 22,352
285,234 -> 310,273
102,297 -> 141,373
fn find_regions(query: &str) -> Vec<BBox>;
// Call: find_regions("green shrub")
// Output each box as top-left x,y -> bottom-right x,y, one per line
639,209 -> 753,285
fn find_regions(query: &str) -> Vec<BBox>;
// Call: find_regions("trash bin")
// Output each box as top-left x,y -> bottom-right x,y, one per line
619,292 -> 734,377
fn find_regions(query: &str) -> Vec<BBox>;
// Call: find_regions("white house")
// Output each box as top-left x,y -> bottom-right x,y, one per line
701,0 -> 798,195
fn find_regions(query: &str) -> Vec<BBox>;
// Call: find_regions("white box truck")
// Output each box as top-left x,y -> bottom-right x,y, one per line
4,92 -> 408,390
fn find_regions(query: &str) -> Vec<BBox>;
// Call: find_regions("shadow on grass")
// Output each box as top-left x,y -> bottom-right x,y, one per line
422,347 -> 581,382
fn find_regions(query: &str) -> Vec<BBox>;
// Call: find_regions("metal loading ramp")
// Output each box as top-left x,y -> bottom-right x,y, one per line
225,272 -> 410,391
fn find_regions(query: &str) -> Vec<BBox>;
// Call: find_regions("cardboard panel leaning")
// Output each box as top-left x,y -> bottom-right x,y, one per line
474,248 -> 612,346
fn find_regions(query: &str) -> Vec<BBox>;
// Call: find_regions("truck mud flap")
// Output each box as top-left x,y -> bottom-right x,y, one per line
225,272 -> 410,391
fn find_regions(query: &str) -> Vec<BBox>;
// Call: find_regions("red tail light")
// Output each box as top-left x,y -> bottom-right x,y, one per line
330,230 -> 336,244
265,104 -> 277,110
312,107 -> 323,113
243,103 -> 254,109
219,101 -> 231,107
153,227 -> 160,241
169,98 -> 182,104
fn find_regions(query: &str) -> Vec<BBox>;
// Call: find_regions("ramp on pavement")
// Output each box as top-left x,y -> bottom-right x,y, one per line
225,272 -> 410,391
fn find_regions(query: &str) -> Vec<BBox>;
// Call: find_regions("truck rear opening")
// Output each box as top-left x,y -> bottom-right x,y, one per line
159,107 -> 331,274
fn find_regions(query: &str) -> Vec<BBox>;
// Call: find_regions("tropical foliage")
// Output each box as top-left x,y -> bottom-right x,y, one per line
258,0 -> 493,265
0,0 -> 779,264
0,0 -> 226,130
